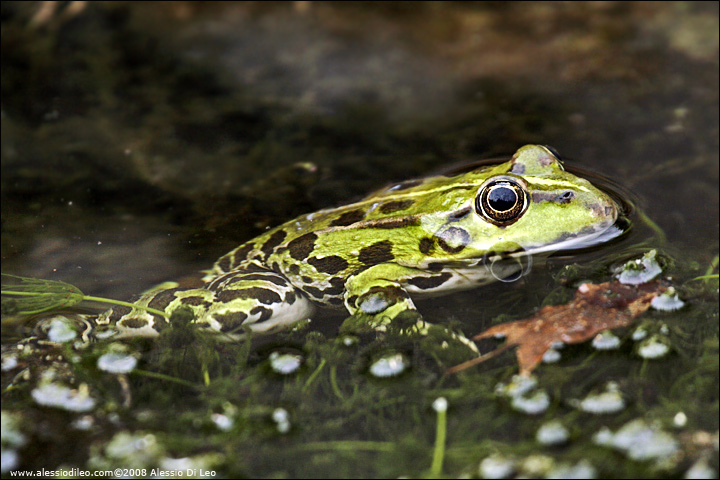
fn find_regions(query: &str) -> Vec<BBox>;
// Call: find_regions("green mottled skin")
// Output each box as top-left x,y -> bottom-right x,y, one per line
100,145 -> 619,340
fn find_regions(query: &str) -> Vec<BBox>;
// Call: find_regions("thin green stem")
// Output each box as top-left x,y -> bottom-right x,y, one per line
303,358 -> 327,391
295,441 -> 394,452
430,399 -> 447,477
329,365 -> 345,400
132,369 -> 200,389
82,295 -> 169,318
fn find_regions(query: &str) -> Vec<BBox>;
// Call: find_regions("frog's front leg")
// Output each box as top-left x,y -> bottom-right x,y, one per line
343,264 -> 478,352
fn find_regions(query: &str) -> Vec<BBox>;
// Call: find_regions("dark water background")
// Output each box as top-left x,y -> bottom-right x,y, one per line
1,2 -> 717,478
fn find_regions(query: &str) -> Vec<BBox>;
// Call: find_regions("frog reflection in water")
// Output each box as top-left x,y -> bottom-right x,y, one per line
99,145 -> 621,344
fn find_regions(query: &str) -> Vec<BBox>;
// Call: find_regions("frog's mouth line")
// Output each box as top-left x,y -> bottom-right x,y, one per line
523,221 -> 629,257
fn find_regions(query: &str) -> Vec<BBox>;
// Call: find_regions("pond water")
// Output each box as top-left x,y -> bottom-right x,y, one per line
1,3 -> 717,478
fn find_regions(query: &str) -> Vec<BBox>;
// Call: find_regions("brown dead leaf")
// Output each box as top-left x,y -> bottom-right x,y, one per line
447,281 -> 667,376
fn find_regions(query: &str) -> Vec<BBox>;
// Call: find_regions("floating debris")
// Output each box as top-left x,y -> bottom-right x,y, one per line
340,335 -> 358,347
269,351 -> 303,375
272,408 -> 291,434
519,454 -> 554,477
547,460 -> 597,479
211,413 -> 233,432
542,347 -> 562,364
684,458 -> 717,479
673,412 -> 687,428
211,403 -> 236,432
368,352 -> 408,378
1,411 -> 27,449
478,454 -> 515,479
637,335 -> 671,359
98,431 -> 164,469
651,287 -> 684,311
46,316 -> 77,343
496,375 -> 550,415
536,420 -> 569,445
1,355 -> 18,372
71,415 -> 95,431
1,411 -> 26,473
632,326 -> 648,341
97,352 -> 138,374
432,397 -> 448,413
31,381 -> 96,412
495,374 -> 538,398
592,331 -> 621,350
616,250 -> 663,285
511,389 -> 550,415
593,419 -> 679,461
160,454 -> 221,477
571,382 -> 625,414
1,450 -> 19,474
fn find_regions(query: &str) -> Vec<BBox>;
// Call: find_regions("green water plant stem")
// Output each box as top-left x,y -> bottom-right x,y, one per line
430,396 -> 448,477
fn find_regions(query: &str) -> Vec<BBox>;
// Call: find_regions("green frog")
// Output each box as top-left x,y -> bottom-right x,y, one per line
98,145 -> 622,342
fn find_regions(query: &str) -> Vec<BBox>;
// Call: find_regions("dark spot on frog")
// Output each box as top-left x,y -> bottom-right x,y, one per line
180,296 -> 212,308
228,243 -> 255,269
234,263 -> 270,274
509,162 -> 525,174
360,217 -> 420,229
324,277 -> 346,296
303,277 -> 345,299
148,288 -> 184,311
302,276 -> 313,284
217,287 -> 282,305
214,311 -> 249,332
427,262 -> 444,272
284,291 -> 296,304
152,315 -> 170,330
330,209 -> 366,227
303,286 -> 324,299
231,273 -> 289,286
407,272 -> 453,290
359,240 -> 394,265
250,306 -> 273,322
328,297 -> 344,306
308,255 -> 349,275
448,206 -> 471,221
260,230 -> 288,257
216,254 -> 232,273
119,317 -> 149,329
107,305 -> 132,322
288,264 -> 300,275
379,200 -> 415,214
419,237 -> 435,255
286,232 -> 318,261
436,227 -> 470,254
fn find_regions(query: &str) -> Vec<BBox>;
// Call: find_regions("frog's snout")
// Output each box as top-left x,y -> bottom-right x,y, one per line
591,194 -> 619,223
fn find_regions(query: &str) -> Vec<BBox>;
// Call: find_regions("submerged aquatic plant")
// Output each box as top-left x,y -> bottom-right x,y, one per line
1,274 -> 168,319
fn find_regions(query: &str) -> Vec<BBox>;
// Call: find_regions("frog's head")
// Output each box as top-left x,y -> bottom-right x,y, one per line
418,145 -> 622,268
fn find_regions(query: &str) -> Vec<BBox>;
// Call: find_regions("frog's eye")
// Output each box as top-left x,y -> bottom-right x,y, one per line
476,178 -> 528,226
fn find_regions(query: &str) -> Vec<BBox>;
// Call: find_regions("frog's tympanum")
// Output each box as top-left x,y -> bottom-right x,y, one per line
99,145 -> 621,342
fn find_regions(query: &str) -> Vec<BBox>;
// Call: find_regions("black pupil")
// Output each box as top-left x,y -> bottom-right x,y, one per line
488,186 -> 517,212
